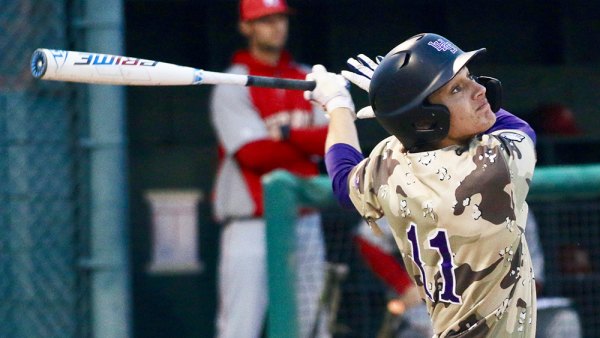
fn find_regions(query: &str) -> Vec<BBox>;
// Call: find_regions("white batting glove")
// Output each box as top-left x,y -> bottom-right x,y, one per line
304,64 -> 355,119
341,54 -> 381,92
356,106 -> 376,119
341,54 -> 382,119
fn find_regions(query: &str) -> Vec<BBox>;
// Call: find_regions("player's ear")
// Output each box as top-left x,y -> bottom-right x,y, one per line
238,21 -> 252,37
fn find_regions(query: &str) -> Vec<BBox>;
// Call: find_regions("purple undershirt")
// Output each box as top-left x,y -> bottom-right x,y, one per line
325,108 -> 536,208
486,109 -> 537,144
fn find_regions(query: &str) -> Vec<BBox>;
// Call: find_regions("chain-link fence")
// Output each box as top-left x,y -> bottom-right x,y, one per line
530,199 -> 600,338
264,168 -> 600,338
0,1 -> 91,337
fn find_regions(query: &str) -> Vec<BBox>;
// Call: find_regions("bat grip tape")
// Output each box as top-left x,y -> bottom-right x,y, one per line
247,75 -> 316,91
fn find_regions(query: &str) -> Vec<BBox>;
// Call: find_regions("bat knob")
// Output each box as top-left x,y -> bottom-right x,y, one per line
30,49 -> 48,79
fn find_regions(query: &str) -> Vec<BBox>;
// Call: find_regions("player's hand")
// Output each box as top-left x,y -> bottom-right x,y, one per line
341,54 -> 382,93
304,64 -> 355,119
386,284 -> 423,316
341,54 -> 382,119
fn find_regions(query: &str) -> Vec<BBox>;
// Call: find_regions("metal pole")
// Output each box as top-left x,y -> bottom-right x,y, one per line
78,1 -> 131,337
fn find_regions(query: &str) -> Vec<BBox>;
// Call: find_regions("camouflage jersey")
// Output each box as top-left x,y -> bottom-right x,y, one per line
348,130 -> 537,337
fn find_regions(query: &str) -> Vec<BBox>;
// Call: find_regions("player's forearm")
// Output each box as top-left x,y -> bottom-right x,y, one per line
322,108 -> 363,208
325,108 -> 361,152
288,126 -> 328,156
354,236 -> 414,295
236,139 -> 310,173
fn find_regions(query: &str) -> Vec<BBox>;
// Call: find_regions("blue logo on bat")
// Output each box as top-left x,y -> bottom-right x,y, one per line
193,70 -> 203,84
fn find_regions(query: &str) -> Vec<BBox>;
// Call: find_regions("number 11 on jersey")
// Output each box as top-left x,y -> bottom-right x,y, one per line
407,223 -> 462,304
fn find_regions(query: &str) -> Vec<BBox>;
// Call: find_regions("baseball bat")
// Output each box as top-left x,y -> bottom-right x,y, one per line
30,48 -> 316,91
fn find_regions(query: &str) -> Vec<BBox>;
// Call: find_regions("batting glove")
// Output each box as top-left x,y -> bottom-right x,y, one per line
341,54 -> 383,119
304,64 -> 355,119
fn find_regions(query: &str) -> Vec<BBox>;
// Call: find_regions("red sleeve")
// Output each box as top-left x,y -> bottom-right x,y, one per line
354,236 -> 413,295
288,125 -> 328,157
235,139 -> 317,176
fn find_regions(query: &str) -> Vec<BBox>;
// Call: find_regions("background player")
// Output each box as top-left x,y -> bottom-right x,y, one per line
305,33 -> 538,337
210,1 -> 329,337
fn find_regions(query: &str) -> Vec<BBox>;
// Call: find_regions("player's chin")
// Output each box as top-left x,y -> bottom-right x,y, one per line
473,110 -> 496,133
477,104 -> 496,125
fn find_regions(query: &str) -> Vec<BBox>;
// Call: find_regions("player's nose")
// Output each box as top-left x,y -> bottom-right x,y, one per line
473,80 -> 486,99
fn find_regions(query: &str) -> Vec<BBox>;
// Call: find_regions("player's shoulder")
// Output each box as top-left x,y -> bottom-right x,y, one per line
369,136 -> 401,157
489,129 -> 535,153
482,130 -> 536,172
491,129 -> 533,145
357,137 -> 405,178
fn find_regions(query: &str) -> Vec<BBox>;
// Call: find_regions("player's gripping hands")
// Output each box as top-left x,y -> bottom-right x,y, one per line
304,65 -> 355,119
341,54 -> 383,119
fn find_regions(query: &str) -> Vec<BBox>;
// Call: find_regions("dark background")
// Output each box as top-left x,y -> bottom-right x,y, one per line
124,1 -> 600,337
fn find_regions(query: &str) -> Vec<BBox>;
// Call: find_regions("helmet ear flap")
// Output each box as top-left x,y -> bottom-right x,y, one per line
476,76 -> 502,113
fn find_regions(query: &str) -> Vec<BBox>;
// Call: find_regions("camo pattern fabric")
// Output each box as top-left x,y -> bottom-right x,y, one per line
348,131 -> 537,337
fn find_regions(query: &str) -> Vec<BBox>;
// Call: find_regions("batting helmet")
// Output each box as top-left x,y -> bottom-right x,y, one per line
369,33 -> 501,152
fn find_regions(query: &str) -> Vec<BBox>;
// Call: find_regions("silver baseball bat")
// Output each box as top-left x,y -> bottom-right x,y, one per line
30,48 -> 316,91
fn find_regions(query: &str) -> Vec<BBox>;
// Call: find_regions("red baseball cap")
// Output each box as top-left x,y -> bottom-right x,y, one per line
240,0 -> 293,21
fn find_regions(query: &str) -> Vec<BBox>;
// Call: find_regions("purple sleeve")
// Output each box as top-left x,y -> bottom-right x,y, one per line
485,109 -> 537,144
325,143 -> 365,209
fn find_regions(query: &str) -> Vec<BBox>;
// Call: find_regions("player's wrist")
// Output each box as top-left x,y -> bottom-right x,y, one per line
328,107 -> 356,122
326,97 -> 355,119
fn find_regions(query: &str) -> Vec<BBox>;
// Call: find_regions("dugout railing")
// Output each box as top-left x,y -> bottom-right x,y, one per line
264,164 -> 600,338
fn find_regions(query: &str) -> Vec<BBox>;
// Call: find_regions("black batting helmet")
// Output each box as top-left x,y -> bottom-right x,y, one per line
369,33 -> 501,152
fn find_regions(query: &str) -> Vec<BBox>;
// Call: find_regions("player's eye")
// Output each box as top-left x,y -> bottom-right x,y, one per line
451,84 -> 462,94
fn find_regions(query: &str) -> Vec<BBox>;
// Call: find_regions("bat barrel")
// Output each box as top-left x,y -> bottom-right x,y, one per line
29,48 -> 317,90
30,49 -> 48,79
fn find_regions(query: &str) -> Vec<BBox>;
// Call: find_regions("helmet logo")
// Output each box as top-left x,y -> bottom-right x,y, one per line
427,39 -> 458,54
263,0 -> 280,7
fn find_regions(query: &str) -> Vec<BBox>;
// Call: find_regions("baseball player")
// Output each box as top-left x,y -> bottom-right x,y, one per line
305,33 -> 537,337
210,1 -> 329,337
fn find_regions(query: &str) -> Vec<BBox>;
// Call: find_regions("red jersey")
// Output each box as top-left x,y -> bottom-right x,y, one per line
210,50 -> 328,221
